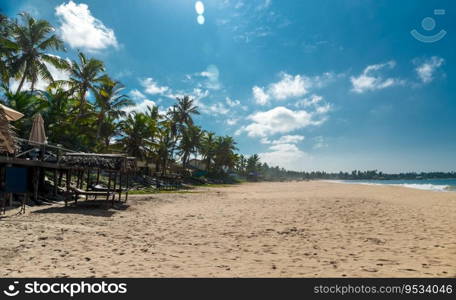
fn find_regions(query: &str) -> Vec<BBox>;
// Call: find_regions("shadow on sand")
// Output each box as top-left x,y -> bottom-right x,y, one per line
32,200 -> 129,217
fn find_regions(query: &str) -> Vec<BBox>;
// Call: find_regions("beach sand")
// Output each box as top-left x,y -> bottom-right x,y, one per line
1,181 -> 455,277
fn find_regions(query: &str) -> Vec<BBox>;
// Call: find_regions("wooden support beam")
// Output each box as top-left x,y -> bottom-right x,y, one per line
65,170 -> 69,207
106,172 -> 112,204
125,173 -> 129,203
86,169 -> 90,201
118,172 -> 122,203
111,172 -> 117,206
53,169 -> 57,196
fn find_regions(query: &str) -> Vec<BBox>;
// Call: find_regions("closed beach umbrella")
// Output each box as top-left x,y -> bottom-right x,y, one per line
0,104 -> 24,121
29,113 -> 47,144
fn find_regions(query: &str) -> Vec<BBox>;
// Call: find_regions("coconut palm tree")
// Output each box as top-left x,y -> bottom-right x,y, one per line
118,112 -> 154,160
9,12 -> 66,93
200,131 -> 216,171
174,95 -> 200,127
213,136 -> 237,173
177,124 -> 202,170
0,14 -> 17,85
56,51 -> 106,124
94,77 -> 133,140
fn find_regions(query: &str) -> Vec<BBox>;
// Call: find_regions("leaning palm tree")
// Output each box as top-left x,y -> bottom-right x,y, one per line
94,77 -> 133,140
9,12 -> 66,93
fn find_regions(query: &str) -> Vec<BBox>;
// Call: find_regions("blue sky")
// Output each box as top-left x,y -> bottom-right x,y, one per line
3,0 -> 455,172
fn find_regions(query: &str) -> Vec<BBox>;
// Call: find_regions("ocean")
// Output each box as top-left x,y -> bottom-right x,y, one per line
335,179 -> 456,192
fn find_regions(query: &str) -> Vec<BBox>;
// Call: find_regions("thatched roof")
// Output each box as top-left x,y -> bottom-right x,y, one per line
0,107 -> 19,154
60,153 -> 136,171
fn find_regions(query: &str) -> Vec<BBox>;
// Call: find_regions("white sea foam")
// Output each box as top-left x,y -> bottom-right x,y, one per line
324,180 -> 452,192
392,183 -> 449,192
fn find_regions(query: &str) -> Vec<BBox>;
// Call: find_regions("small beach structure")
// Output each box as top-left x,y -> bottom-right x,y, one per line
60,153 -> 136,207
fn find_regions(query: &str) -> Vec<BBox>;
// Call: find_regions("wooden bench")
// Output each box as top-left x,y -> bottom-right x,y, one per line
66,186 -> 114,207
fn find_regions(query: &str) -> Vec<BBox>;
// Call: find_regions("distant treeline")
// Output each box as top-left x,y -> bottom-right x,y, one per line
254,167 -> 456,181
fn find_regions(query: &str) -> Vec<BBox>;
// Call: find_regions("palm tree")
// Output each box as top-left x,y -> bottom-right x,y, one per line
174,95 -> 200,127
200,131 -> 216,171
57,51 -> 105,124
156,119 -> 175,175
39,88 -> 73,143
94,77 -> 133,141
177,124 -> 202,170
118,112 -> 154,160
246,154 -> 261,174
213,136 -> 237,173
9,12 -> 66,93
0,14 -> 18,85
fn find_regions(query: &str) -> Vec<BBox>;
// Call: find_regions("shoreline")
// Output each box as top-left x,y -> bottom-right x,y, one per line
1,181 -> 455,277
320,179 -> 456,193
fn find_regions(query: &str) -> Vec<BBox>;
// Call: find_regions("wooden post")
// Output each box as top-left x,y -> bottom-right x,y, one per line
53,169 -> 57,196
33,167 -> 39,203
118,172 -> 122,203
65,170 -> 70,207
125,173 -> 129,203
85,169 -> 90,201
106,171 -> 112,204
96,169 -> 100,185
76,170 -> 80,188
111,172 -> 117,206
58,170 -> 63,187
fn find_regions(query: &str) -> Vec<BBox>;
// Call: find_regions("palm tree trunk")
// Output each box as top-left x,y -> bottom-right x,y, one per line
95,113 -> 104,140
16,69 -> 28,94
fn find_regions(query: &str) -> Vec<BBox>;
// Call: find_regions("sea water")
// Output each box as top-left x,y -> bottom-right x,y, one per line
336,179 -> 456,192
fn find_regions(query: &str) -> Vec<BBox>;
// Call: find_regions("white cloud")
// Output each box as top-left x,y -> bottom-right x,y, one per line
55,1 -> 118,52
269,73 -> 310,100
313,136 -> 328,149
273,135 -> 305,144
350,61 -> 403,93
129,89 -> 147,101
295,94 -> 323,108
240,106 -> 326,137
260,134 -> 304,145
198,65 -> 221,90
259,143 -> 311,171
252,72 -> 338,105
140,78 -> 169,95
203,102 -> 230,115
226,97 -> 241,107
414,56 -> 444,84
252,86 -> 270,105
226,118 -> 239,126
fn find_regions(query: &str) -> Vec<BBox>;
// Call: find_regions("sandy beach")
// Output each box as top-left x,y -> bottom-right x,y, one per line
1,181 -> 455,277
